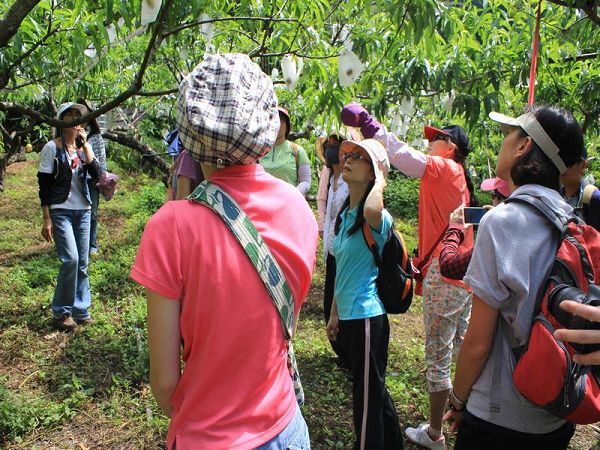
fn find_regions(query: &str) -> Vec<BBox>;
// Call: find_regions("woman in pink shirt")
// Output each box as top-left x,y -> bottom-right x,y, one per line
131,54 -> 317,450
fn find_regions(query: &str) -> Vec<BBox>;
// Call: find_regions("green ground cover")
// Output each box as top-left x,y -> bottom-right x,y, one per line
0,156 -> 597,449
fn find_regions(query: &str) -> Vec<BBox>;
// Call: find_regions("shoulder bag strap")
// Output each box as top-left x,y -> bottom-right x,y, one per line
291,142 -> 299,167
291,142 -> 300,181
188,180 -> 295,339
362,222 -> 387,271
416,226 -> 447,272
505,194 -> 570,231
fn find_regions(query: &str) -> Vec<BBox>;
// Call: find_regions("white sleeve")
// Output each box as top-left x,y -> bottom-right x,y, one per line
88,134 -> 106,170
38,142 -> 57,174
374,129 -> 426,178
296,163 -> 311,195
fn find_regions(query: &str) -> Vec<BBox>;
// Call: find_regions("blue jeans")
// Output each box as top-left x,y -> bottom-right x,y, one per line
88,182 -> 100,252
255,405 -> 311,450
50,208 -> 92,320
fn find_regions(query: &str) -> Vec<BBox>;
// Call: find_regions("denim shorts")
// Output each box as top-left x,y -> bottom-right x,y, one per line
172,405 -> 310,450
255,404 -> 311,450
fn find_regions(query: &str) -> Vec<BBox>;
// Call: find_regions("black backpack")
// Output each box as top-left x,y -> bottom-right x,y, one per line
362,223 -> 415,314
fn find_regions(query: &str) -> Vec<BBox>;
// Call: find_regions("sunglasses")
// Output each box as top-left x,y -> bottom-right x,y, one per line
432,133 -> 452,143
342,150 -> 370,163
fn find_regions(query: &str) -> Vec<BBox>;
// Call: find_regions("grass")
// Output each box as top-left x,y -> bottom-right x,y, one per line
0,156 -> 597,449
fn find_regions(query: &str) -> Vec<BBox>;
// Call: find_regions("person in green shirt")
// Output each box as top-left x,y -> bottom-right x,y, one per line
260,107 -> 312,195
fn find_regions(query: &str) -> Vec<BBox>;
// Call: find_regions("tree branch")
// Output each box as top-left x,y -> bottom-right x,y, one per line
137,88 -> 179,97
1,72 -> 59,92
163,16 -> 300,39
366,1 -> 410,79
563,52 -> 598,62
289,124 -> 315,141
582,1 -> 600,27
324,0 -> 345,22
546,0 -> 600,26
0,26 -> 64,89
0,0 -> 175,129
0,0 -> 41,48
255,49 -> 340,59
102,130 -> 171,184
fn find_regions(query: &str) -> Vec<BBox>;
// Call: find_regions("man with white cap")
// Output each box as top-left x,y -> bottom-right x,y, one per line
130,54 -> 318,450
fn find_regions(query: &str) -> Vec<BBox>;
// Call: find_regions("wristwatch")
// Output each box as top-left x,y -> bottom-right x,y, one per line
448,399 -> 464,412
448,390 -> 465,412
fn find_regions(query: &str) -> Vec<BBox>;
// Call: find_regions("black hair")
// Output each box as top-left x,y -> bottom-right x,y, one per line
324,134 -> 343,168
492,189 -> 508,201
77,98 -> 101,137
279,111 -> 291,139
453,145 -> 479,207
334,180 -> 375,237
511,105 -> 584,190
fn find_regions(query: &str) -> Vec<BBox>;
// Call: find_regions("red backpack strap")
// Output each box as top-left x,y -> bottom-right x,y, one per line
415,226 -> 447,272
362,222 -> 382,268
396,229 -> 409,269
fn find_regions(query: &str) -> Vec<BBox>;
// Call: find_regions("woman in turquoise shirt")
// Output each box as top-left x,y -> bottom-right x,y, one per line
326,139 -> 403,450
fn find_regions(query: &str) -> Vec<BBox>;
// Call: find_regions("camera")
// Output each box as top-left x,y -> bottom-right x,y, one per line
549,283 -> 600,354
463,207 -> 487,225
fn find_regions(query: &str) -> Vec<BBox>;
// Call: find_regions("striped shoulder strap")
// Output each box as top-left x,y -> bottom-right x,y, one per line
188,180 -> 295,339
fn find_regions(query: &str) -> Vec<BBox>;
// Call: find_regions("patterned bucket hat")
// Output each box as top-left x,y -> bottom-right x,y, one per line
176,53 -> 280,167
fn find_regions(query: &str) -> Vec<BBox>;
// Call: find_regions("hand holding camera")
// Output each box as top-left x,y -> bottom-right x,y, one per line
75,127 -> 95,163
75,127 -> 87,149
551,284 -> 600,357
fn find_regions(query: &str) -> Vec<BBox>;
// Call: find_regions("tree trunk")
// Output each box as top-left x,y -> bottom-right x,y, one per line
0,145 -> 21,192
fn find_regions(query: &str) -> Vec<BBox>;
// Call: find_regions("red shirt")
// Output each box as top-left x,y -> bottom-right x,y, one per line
131,164 -> 318,449
416,156 -> 473,289
439,225 -> 474,280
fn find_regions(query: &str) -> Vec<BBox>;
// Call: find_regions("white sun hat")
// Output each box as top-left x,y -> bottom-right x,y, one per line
340,138 -> 390,177
56,102 -> 88,120
489,111 -> 567,174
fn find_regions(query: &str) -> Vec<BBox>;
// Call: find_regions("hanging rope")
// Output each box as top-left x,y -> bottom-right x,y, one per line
528,0 -> 542,105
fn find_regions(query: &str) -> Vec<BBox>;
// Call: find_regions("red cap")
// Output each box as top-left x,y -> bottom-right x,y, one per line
424,124 -> 471,155
423,125 -> 448,142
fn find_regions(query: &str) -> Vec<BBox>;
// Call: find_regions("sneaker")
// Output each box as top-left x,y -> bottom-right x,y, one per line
52,315 -> 78,332
405,424 -> 446,450
75,317 -> 95,326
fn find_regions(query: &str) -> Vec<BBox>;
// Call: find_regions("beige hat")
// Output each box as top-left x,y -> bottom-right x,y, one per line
340,138 -> 390,177
315,129 -> 362,163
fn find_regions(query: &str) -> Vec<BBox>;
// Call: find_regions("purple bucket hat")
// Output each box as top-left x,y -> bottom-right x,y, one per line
176,53 -> 280,167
